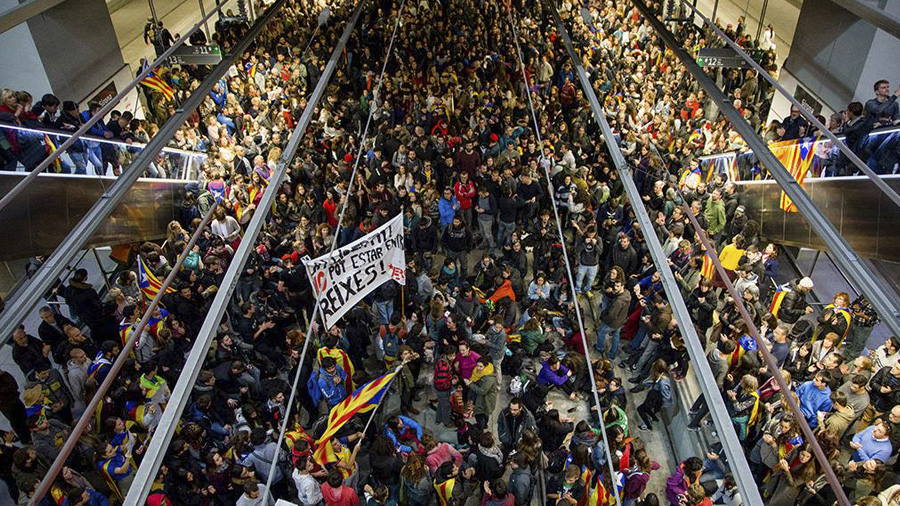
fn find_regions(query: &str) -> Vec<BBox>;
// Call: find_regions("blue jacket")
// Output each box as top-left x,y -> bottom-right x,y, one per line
317,366 -> 348,406
851,425 -> 893,463
795,380 -> 832,428
438,196 -> 459,227
384,415 -> 423,453
81,111 -> 108,138
61,489 -> 110,506
538,362 -> 569,387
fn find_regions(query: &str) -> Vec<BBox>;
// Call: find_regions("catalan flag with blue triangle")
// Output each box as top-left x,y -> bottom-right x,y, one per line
312,371 -> 396,464
137,256 -> 175,302
729,333 -> 759,369
769,283 -> 792,318
772,136 -> 819,212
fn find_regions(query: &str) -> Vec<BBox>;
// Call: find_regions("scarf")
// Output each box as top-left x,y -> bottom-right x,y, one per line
469,362 -> 495,384
478,444 -> 503,466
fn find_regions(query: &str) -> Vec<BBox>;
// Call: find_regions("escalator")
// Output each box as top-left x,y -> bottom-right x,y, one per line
0,172 -> 187,261
0,123 -> 205,261
735,174 -> 900,263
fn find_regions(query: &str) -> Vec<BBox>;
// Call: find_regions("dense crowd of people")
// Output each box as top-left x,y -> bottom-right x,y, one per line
1,1 -> 899,506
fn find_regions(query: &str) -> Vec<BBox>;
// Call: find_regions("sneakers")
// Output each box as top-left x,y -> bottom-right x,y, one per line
687,425 -> 701,432
585,291 -> 594,299
638,424 -> 650,432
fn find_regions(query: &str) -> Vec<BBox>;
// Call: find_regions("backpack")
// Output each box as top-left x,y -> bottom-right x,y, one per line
510,469 -> 536,506
381,325 -> 399,358
306,369 -> 323,407
434,359 -> 454,391
546,447 -> 569,474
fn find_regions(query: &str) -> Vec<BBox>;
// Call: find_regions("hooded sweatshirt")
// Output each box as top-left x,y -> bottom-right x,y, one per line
322,483 -> 360,506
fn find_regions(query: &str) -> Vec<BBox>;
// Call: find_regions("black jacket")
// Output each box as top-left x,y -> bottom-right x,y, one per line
778,279 -> 809,324
442,223 -> 471,252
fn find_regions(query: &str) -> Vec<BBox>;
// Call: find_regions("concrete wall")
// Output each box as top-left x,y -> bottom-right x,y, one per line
783,0 -> 900,114
0,23 -> 54,98
0,0 -> 124,104
26,0 -> 126,102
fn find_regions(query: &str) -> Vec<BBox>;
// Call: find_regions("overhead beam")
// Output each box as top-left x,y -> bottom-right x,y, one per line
0,0 -> 66,35
547,4 -> 765,506
828,0 -> 900,41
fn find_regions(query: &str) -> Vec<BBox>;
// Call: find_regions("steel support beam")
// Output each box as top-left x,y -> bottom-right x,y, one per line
0,0 -> 65,35
829,0 -> 900,41
630,0 -> 900,338
122,4 -> 364,504
0,0 -> 266,346
549,3 -> 766,505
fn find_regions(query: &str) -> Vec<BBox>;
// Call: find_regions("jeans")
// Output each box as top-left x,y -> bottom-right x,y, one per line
375,299 -> 394,324
435,388 -> 452,425
634,339 -> 661,374
477,218 -> 495,251
575,264 -> 598,294
496,220 -> 516,249
595,321 -> 621,359
628,325 -> 648,355
69,150 -> 89,174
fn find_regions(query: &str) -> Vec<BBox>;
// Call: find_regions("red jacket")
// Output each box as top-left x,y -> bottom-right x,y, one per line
322,484 -> 359,506
454,180 -> 476,210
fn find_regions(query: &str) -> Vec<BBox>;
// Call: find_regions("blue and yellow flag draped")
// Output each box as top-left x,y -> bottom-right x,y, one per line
729,334 -> 759,369
312,371 -> 396,464
769,284 -> 791,318
585,472 -> 619,506
137,256 -> 175,302
771,137 -> 819,212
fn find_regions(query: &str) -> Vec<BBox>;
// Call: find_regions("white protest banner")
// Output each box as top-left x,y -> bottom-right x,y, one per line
301,213 -> 405,329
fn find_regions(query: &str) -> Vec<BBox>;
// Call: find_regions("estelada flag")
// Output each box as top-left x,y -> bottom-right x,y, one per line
312,372 -> 396,463
137,256 -> 175,302
772,136 -> 819,212
700,253 -> 716,279
769,284 -> 792,318
585,473 -> 614,506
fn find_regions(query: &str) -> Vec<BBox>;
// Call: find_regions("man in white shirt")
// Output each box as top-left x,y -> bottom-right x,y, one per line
292,458 -> 324,506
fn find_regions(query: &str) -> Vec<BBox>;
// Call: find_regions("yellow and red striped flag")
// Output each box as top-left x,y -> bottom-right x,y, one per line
769,284 -> 791,318
137,256 -> 175,302
700,253 -> 716,279
772,137 -> 819,213
312,371 -> 396,464
140,72 -> 175,101
43,135 -> 63,173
